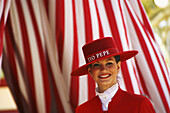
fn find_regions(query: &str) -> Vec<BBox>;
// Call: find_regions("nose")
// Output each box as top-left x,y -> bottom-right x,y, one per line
100,65 -> 107,71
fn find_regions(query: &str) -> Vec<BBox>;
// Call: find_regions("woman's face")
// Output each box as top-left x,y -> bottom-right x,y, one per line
88,57 -> 121,93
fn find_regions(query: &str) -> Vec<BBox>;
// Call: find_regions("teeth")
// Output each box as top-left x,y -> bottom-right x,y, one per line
99,74 -> 110,78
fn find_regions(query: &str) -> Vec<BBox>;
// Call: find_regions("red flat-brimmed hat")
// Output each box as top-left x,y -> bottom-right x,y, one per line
71,37 -> 138,76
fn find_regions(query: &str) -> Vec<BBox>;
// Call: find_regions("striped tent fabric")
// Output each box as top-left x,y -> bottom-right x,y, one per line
3,0 -> 72,113
125,1 -> 170,112
0,0 -> 11,80
1,0 -> 170,113
3,0 -> 51,113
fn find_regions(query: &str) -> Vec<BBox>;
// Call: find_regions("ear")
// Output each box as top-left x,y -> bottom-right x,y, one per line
88,67 -> 92,76
117,61 -> 121,73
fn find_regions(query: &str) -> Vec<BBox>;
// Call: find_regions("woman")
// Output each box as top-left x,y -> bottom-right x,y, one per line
71,37 -> 155,113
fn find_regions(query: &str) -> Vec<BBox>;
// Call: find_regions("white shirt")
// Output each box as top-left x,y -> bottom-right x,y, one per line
96,83 -> 119,111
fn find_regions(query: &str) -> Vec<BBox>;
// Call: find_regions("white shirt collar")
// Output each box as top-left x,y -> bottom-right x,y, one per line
96,83 -> 119,111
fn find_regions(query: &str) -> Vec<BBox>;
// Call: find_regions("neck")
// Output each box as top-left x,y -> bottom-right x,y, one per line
98,83 -> 117,93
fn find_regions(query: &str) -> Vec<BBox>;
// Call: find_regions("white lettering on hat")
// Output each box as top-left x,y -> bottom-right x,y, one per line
96,52 -> 103,58
87,50 -> 110,63
103,50 -> 110,56
87,55 -> 95,62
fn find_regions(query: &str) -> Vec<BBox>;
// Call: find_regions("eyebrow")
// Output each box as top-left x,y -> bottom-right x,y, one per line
106,58 -> 114,62
94,58 -> 113,63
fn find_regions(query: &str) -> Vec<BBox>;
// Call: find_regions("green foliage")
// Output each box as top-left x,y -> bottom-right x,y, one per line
0,70 -> 4,78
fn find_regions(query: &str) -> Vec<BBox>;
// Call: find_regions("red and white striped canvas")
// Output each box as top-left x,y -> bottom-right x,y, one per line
3,0 -> 72,113
1,0 -> 170,113
124,1 -> 170,112
0,0 -> 11,80
3,0 -> 51,113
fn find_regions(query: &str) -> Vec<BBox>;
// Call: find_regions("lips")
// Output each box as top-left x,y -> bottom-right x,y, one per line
98,74 -> 111,79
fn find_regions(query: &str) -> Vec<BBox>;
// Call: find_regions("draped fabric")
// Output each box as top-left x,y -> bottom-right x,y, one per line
0,0 -> 169,113
0,0 -> 11,79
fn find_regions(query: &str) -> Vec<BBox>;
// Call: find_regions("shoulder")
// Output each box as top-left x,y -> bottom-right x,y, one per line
118,89 -> 155,113
120,89 -> 150,102
75,96 -> 102,113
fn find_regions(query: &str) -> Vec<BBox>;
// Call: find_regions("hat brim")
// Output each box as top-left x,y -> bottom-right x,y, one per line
71,50 -> 138,76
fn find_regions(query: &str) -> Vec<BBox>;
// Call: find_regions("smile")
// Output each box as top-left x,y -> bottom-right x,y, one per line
98,74 -> 111,79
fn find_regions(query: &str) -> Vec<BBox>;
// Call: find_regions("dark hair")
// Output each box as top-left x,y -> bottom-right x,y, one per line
88,64 -> 92,67
114,55 -> 120,63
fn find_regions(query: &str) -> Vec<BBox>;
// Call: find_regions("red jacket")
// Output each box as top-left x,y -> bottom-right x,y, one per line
76,88 -> 155,113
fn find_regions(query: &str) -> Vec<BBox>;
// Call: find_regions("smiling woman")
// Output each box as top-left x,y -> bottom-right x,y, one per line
71,37 -> 155,113
88,57 -> 120,93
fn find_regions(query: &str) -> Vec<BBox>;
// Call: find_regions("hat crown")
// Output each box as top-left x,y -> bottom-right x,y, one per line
83,37 -> 119,63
